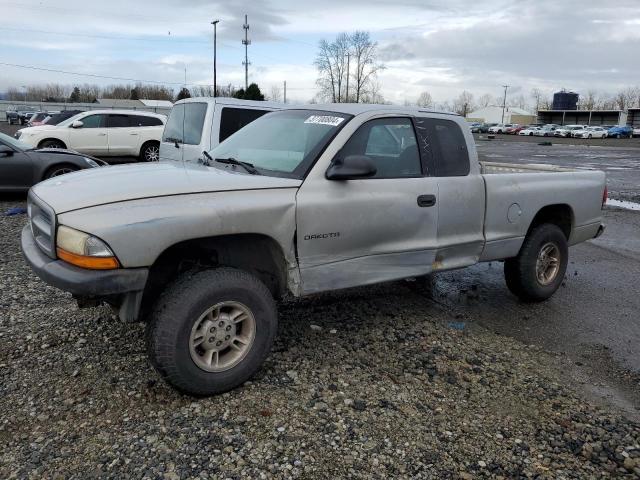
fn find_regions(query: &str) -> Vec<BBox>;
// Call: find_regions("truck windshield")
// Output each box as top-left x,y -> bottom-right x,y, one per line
206,109 -> 352,179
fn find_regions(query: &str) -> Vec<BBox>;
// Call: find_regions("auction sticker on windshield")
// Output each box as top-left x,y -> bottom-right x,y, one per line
304,115 -> 345,126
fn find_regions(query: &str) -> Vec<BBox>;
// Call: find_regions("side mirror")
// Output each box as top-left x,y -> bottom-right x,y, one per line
71,120 -> 84,128
326,155 -> 377,180
0,145 -> 14,157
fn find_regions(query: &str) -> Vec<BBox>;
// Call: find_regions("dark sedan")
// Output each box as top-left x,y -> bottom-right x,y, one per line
0,132 -> 107,192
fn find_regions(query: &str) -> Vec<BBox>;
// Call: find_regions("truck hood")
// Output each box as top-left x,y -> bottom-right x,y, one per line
32,161 -> 302,213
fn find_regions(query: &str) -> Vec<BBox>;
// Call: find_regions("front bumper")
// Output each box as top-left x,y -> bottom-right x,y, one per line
21,224 -> 148,299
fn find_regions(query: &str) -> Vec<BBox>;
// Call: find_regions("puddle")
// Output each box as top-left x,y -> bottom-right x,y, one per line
607,198 -> 640,211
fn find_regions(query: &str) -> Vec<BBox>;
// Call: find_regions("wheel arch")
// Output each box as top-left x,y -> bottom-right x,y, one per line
37,137 -> 67,149
139,139 -> 160,158
527,204 -> 574,240
139,233 -> 289,320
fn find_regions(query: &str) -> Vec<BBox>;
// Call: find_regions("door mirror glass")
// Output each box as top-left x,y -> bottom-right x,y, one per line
71,120 -> 84,128
0,145 -> 14,156
326,155 -> 377,180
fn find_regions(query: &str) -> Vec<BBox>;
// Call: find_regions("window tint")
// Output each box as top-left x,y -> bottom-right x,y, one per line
219,107 -> 269,142
80,114 -> 105,128
107,114 -> 130,128
339,117 -> 420,178
132,115 -> 163,127
413,118 -> 469,177
162,103 -> 207,145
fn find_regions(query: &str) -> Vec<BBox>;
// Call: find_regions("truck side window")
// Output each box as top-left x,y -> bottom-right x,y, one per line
339,117 -> 421,178
163,103 -> 207,145
219,108 -> 269,143
414,117 -> 469,176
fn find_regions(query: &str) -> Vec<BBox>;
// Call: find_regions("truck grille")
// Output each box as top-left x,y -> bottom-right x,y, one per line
28,191 -> 56,258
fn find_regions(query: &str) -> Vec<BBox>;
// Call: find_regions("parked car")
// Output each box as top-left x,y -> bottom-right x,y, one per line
488,124 -> 514,134
15,110 -> 166,161
607,125 -> 633,139
512,125 -> 529,134
21,104 -> 606,395
470,123 -> 495,133
519,126 -> 541,136
28,111 -> 60,127
572,126 -> 608,139
7,107 -> 37,125
505,124 -> 521,134
160,97 -> 285,163
0,132 -> 106,192
534,125 -> 558,137
554,125 -> 586,138
633,127 -> 640,138
44,110 -> 85,126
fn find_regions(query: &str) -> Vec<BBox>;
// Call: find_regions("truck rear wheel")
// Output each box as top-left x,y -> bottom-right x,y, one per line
504,223 -> 568,302
146,267 -> 277,396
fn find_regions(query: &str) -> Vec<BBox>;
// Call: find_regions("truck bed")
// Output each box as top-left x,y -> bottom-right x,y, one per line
478,161 -> 606,262
480,161 -> 575,174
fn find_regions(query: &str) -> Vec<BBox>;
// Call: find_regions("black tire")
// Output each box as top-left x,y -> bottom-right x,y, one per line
504,223 -> 568,302
7,117 -> 13,125
39,139 -> 66,149
140,141 -> 160,162
146,267 -> 278,396
44,164 -> 78,179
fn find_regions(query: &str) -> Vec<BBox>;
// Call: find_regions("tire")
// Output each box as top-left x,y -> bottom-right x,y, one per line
146,267 -> 278,396
616,134 -> 621,139
140,142 -> 160,162
7,117 -> 13,125
44,164 -> 78,179
504,223 -> 568,302
39,139 -> 65,149
588,134 -> 592,139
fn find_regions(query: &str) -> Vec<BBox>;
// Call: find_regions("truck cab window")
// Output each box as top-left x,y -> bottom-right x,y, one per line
219,108 -> 269,143
340,117 -> 421,178
414,118 -> 469,176
163,103 -> 207,145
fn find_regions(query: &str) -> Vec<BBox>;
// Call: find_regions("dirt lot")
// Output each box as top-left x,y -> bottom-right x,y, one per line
1,199 -> 640,478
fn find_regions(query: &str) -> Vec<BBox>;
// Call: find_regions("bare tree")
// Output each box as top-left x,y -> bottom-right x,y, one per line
614,86 -> 640,110
314,31 -> 384,103
477,93 -> 495,108
350,31 -> 384,103
416,91 -> 433,108
269,85 -> 282,102
508,94 -> 528,110
453,91 -> 475,117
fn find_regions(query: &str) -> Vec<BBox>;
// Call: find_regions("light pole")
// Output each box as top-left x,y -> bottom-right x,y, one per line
21,85 -> 27,104
211,19 -> 220,97
501,85 -> 509,124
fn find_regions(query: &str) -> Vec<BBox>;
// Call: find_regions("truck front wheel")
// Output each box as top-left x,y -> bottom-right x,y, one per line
504,223 -> 568,302
146,268 -> 277,396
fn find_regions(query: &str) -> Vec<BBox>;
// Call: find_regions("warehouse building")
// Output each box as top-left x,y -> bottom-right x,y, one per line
466,106 -> 536,125
628,108 -> 640,129
537,109 -> 627,126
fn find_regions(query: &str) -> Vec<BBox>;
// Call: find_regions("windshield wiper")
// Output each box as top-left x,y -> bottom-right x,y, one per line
207,153 -> 259,175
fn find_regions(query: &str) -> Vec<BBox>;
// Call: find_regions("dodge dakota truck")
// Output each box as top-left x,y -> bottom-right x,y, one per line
21,105 -> 607,396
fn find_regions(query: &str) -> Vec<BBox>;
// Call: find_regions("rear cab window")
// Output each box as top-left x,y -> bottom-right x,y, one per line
163,102 -> 208,145
413,117 -> 470,176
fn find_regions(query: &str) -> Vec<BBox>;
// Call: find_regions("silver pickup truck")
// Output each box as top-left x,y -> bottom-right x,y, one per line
21,104 -> 606,395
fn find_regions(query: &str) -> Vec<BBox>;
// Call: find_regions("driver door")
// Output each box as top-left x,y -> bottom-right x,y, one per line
68,113 -> 108,155
295,116 -> 439,294
0,146 -> 33,190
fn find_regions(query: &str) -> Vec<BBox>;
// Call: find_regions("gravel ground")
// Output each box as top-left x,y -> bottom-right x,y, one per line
1,198 -> 639,479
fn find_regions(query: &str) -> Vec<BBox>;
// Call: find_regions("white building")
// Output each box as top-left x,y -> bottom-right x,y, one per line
466,105 -> 536,125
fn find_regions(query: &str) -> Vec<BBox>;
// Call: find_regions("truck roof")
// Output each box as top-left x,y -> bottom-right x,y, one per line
174,96 -> 286,110
292,103 -> 459,117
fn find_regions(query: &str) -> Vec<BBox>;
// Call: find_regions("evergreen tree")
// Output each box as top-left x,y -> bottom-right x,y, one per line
69,86 -> 81,103
129,87 -> 140,100
175,87 -> 191,101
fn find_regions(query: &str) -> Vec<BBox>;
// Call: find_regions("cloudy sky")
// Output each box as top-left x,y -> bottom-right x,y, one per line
2,0 -> 639,105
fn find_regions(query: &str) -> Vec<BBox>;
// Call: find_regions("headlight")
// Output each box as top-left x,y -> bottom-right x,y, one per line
84,157 -> 100,168
56,225 -> 119,269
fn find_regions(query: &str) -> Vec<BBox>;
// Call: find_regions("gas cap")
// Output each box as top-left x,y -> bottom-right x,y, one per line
508,203 -> 522,224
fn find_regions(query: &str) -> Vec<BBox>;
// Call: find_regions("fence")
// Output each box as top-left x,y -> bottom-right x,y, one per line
0,100 -> 172,121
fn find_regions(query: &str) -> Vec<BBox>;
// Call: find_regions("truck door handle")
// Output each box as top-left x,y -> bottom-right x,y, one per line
417,194 -> 436,207
97,133 -> 106,136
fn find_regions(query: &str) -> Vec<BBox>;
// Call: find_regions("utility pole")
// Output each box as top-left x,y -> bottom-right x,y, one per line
345,53 -> 350,103
211,19 -> 220,97
283,81 -> 287,104
501,85 -> 509,124
242,14 -> 251,90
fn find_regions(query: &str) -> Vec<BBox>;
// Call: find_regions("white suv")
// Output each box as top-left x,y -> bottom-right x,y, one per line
15,110 -> 166,161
